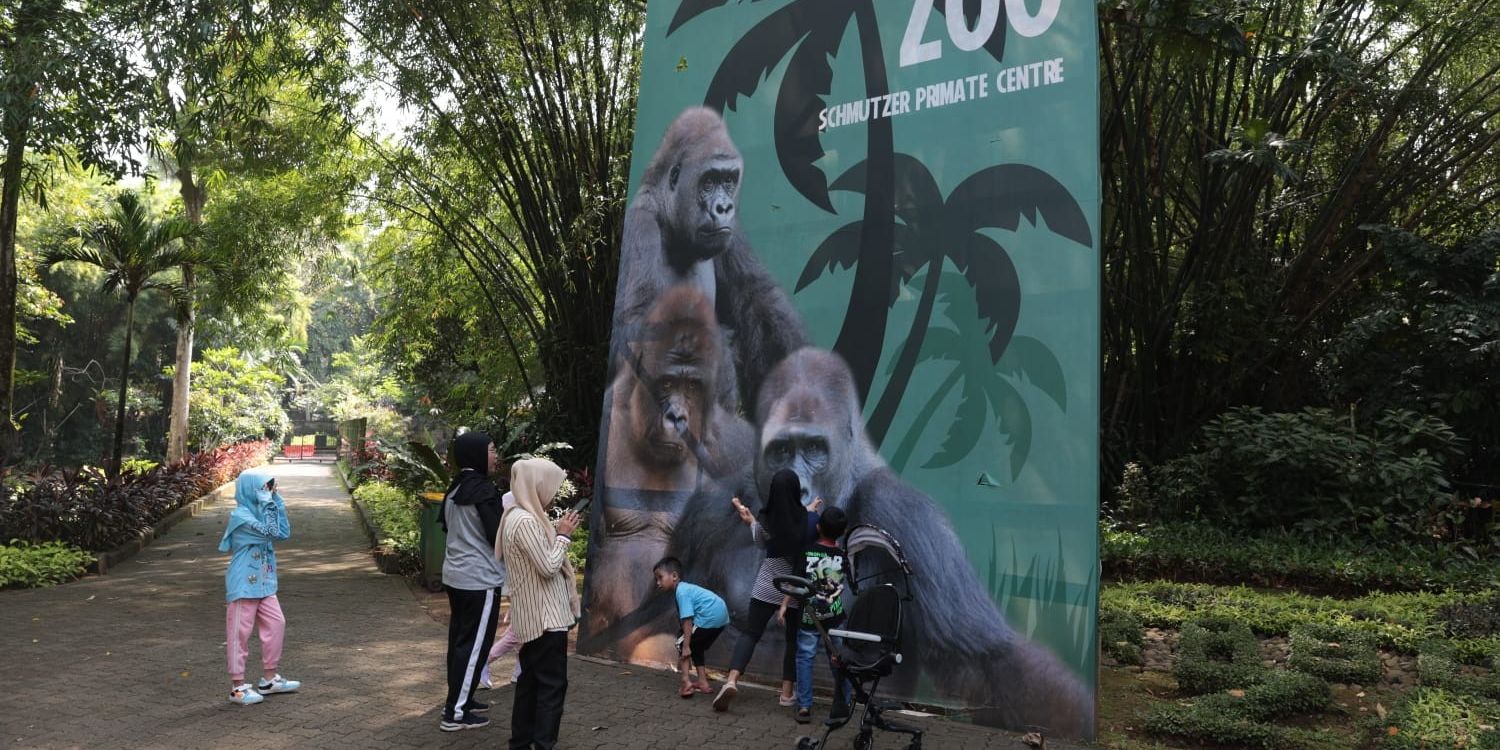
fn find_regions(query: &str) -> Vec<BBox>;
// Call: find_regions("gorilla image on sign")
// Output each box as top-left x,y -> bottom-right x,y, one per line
584,284 -> 754,663
748,347 -> 1093,736
610,107 -> 806,408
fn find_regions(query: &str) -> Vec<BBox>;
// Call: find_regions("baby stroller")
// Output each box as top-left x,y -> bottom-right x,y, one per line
775,524 -> 923,750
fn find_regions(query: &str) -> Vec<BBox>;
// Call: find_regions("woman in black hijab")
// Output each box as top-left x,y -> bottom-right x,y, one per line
438,432 -> 507,731
712,469 -> 818,712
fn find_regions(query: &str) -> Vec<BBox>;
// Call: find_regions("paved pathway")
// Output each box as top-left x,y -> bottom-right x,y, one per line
1,464 -> 1079,749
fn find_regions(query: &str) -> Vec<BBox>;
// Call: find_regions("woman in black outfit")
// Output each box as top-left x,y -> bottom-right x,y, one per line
712,469 -> 818,711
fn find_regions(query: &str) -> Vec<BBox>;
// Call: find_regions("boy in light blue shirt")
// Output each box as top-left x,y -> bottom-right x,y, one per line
653,557 -> 728,698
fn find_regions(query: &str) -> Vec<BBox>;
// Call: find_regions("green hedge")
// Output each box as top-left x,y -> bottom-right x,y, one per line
1418,642 -> 1500,701
0,540 -> 95,588
1146,670 -> 1331,749
1144,704 -> 1303,749
1103,522 -> 1499,595
1174,616 -> 1264,694
352,482 -> 421,572
1287,622 -> 1382,684
1100,608 -> 1145,665
1104,581 -> 1500,662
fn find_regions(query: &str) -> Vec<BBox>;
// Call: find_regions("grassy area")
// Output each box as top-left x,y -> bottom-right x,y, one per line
1098,577 -> 1500,749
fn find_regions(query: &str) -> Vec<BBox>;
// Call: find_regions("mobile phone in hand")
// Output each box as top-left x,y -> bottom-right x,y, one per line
569,496 -> 591,514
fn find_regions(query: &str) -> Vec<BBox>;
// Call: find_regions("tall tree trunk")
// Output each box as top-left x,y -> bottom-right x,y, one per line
0,0 -> 40,467
831,1 -> 896,412
167,170 -> 204,463
112,298 -> 136,477
0,127 -> 26,465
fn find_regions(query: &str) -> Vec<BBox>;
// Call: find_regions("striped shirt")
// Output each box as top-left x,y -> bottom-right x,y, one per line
749,521 -> 801,608
501,509 -> 577,643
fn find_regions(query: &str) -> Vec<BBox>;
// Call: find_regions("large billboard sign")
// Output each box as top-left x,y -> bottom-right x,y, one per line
580,0 -> 1099,737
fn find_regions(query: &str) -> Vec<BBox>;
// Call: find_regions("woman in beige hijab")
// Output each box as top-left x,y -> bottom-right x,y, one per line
496,457 -> 581,750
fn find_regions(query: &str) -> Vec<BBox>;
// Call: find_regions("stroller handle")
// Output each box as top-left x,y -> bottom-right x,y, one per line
826,628 -> 886,643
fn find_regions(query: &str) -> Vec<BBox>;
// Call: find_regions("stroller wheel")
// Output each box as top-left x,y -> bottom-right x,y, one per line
794,737 -> 819,750
853,730 -> 874,750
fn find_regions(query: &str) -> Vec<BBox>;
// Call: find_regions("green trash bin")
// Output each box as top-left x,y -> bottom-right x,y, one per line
419,491 -> 447,592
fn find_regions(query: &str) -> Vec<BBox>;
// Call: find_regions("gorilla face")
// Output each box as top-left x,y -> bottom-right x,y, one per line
629,354 -> 708,467
760,417 -> 829,508
626,288 -> 721,469
669,151 -> 741,259
755,349 -> 867,509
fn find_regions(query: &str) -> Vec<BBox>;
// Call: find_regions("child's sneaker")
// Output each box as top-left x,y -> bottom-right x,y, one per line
257,674 -> 301,694
796,707 -> 812,724
439,714 -> 491,732
229,684 -> 264,705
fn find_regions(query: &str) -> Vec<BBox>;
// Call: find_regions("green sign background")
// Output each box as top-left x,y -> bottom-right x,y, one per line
620,0 -> 1098,731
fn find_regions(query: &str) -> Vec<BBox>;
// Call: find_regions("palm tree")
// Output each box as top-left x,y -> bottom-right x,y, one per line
885,271 -> 1067,480
44,191 -> 203,476
800,155 -> 1091,445
670,0 -> 1008,404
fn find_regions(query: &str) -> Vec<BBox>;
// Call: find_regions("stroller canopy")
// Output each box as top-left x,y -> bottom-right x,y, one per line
843,524 -> 912,594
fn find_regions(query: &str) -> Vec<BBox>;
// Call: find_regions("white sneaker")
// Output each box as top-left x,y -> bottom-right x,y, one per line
229,684 -> 264,705
257,674 -> 301,694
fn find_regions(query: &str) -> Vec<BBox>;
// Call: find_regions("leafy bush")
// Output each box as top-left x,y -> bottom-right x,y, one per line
1287,622 -> 1382,684
1144,703 -> 1304,749
1440,596 -> 1500,639
1100,608 -> 1145,665
0,441 -> 270,551
0,540 -> 95,588
1323,228 -> 1500,486
1104,581 -> 1500,662
1152,406 -> 1462,539
1174,616 -> 1264,694
171,348 -> 290,451
1418,642 -> 1500,701
1377,687 -> 1500,750
1103,521 -> 1500,594
352,481 -> 420,572
120,458 -> 160,476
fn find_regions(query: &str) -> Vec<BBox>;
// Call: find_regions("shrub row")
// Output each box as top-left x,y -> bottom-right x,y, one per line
351,481 -> 421,573
1104,581 -> 1500,662
1147,670 -> 1332,749
1418,643 -> 1500,701
0,540 -> 95,588
1099,608 -> 1145,665
0,441 -> 270,552
1149,616 -> 1333,749
1287,622 -> 1382,684
1103,521 -> 1500,595
1174,616 -> 1263,694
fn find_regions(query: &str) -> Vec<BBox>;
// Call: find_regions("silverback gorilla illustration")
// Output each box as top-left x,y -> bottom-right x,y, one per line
612,107 -> 806,407
753,348 -> 1093,735
585,285 -> 753,661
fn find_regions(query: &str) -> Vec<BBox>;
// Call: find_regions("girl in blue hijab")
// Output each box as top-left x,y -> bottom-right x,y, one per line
219,468 -> 301,705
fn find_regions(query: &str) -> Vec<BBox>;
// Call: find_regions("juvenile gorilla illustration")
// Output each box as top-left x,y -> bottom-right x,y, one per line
612,107 -> 806,408
751,347 -> 1094,736
584,285 -> 754,662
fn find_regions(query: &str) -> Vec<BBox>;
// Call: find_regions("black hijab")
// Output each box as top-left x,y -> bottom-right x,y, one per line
762,469 -> 809,563
440,432 -> 497,531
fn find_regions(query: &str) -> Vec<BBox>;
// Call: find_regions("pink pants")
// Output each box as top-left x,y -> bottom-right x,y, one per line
480,625 -> 522,685
226,595 -> 285,682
